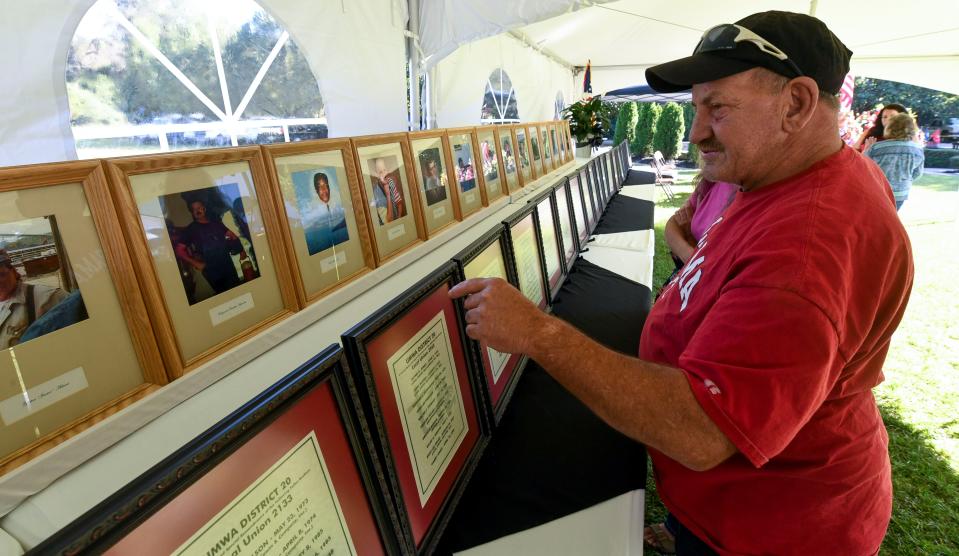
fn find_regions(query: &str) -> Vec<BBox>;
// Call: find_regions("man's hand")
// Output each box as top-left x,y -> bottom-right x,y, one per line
449,277 -> 547,355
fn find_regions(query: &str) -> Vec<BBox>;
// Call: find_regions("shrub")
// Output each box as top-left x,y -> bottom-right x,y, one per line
681,102 -> 695,140
950,156 -> 959,170
633,102 -> 661,157
653,102 -> 685,160
686,142 -> 700,166
613,102 -> 639,146
924,148 -> 957,168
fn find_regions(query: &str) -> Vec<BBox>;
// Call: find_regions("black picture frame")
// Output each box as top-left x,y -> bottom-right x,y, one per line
452,225 -> 527,426
526,188 -> 567,300
553,178 -> 580,268
341,261 -> 490,556
567,173 -> 591,246
583,164 -> 601,230
30,345 -> 403,556
504,202 -> 552,313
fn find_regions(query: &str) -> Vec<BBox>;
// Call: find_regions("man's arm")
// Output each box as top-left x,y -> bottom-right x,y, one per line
451,278 -> 736,471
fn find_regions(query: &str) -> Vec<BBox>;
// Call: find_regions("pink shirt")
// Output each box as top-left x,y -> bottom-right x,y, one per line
688,181 -> 738,241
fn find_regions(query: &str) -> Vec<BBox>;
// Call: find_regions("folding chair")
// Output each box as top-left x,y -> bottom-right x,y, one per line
652,150 -> 677,200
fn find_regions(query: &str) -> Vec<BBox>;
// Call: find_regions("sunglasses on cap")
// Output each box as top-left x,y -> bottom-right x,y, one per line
694,24 -> 804,78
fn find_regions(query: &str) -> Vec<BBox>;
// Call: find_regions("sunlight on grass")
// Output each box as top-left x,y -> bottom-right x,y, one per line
644,171 -> 959,555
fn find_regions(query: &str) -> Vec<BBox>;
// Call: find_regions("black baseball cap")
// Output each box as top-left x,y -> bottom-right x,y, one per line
645,11 -> 853,95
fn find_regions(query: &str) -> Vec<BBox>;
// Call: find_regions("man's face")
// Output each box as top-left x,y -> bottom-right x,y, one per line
315,179 -> 331,203
427,161 -> 437,177
0,265 -> 19,299
190,201 -> 207,221
690,69 -> 786,188
374,159 -> 388,179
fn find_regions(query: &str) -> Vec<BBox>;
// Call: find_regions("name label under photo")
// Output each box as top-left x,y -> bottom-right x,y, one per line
432,206 -> 446,220
210,293 -> 256,327
0,367 -> 89,425
320,251 -> 347,274
387,223 -> 406,241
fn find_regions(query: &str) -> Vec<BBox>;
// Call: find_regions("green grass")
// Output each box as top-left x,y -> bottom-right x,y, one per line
645,173 -> 959,555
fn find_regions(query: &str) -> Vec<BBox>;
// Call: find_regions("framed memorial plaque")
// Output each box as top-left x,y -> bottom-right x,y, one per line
504,204 -> 549,312
494,126 -> 520,194
512,125 -> 535,184
342,263 -> 488,555
568,174 -> 590,246
446,128 -> 485,218
0,161 -> 166,474
604,154 -> 615,195
34,345 -> 402,556
529,191 -> 565,299
590,160 -> 606,212
539,125 -> 553,172
409,130 -> 459,237
106,148 -> 297,377
262,139 -> 376,307
527,125 -> 543,180
582,167 -> 599,233
553,180 -> 579,269
474,128 -> 506,204
452,226 -> 525,425
352,134 -> 426,264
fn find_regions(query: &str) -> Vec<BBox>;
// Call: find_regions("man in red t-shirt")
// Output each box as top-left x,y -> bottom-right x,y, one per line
450,10 -> 913,555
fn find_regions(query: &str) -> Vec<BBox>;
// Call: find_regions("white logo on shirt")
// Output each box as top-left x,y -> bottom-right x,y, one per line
703,379 -> 722,395
676,216 -> 723,312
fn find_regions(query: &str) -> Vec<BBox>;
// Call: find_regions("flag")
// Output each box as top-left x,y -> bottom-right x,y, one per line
583,59 -> 592,94
839,73 -> 854,112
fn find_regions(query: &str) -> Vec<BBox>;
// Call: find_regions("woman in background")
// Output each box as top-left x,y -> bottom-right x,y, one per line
865,112 -> 925,211
854,103 -> 907,152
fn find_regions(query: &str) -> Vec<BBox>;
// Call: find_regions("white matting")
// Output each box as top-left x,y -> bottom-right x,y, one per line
456,489 -> 645,556
590,230 -> 654,253
618,184 -> 656,202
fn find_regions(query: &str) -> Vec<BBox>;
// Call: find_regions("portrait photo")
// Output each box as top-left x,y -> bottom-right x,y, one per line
0,215 -> 88,350
417,147 -> 449,206
452,141 -> 476,192
291,167 -> 350,256
517,132 -> 530,169
479,139 -> 498,182
500,135 -> 516,175
366,155 -> 408,225
160,183 -> 261,306
530,134 -> 541,161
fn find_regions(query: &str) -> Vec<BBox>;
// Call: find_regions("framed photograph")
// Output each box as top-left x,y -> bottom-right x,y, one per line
409,130 -> 459,237
527,125 -> 543,180
581,167 -> 599,232
33,345 -> 403,556
106,147 -> 297,377
550,123 -> 565,164
562,120 -> 574,158
538,125 -> 554,172
262,139 -> 376,307
352,133 -> 426,265
604,153 -> 615,195
446,128 -> 485,218
567,174 -> 590,246
529,191 -> 565,299
474,128 -> 506,204
0,161 -> 166,474
342,262 -> 488,555
452,226 -> 525,425
493,126 -> 521,194
511,124 -> 535,185
504,204 -> 549,311
590,160 -> 606,211
553,179 -> 579,269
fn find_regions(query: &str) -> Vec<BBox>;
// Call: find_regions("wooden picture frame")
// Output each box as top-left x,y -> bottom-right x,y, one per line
527,124 -> 545,178
452,225 -> 525,426
537,124 -> 554,172
553,179 -> 579,270
504,203 -> 550,312
0,160 -> 167,475
528,189 -> 566,300
511,124 -> 535,186
351,133 -> 427,265
473,127 -> 506,204
493,125 -> 521,194
408,130 -> 461,237
446,127 -> 487,218
32,345 -> 404,556
261,139 -> 377,308
342,262 -> 489,555
105,147 -> 298,378
550,122 -> 565,165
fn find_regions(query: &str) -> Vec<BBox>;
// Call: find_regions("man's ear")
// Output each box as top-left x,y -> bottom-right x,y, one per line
782,76 -> 819,133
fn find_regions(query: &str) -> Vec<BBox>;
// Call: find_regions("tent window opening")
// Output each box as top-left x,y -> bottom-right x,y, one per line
67,0 -> 326,159
554,91 -> 565,120
480,68 -> 519,124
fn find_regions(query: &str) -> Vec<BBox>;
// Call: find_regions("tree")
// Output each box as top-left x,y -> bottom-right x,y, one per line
681,102 -> 695,140
853,77 -> 959,126
613,102 -> 639,146
653,102 -> 685,160
632,102 -> 661,157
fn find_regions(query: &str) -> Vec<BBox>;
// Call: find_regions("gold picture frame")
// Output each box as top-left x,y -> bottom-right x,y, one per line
446,127 -> 487,218
105,147 -> 298,378
261,139 -> 377,307
474,127 -> 506,204
0,160 -> 166,474
538,123 -> 555,171
527,124 -> 546,179
513,124 -> 536,184
351,133 -> 426,265
408,129 -> 461,236
493,125 -> 521,194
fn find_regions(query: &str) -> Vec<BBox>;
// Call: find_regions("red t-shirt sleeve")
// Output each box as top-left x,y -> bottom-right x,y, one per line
677,285 -> 843,468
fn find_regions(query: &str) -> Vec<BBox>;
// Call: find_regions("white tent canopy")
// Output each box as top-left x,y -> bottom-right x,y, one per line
420,0 -> 959,97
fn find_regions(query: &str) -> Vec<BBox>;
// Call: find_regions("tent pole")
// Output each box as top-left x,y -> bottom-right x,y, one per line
408,0 -> 421,130
808,0 -> 819,16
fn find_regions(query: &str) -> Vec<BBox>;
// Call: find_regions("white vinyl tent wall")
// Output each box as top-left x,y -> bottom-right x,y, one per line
0,0 -> 411,168
433,33 -> 578,127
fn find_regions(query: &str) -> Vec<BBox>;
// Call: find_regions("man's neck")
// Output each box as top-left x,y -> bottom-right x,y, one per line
746,116 -> 844,191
